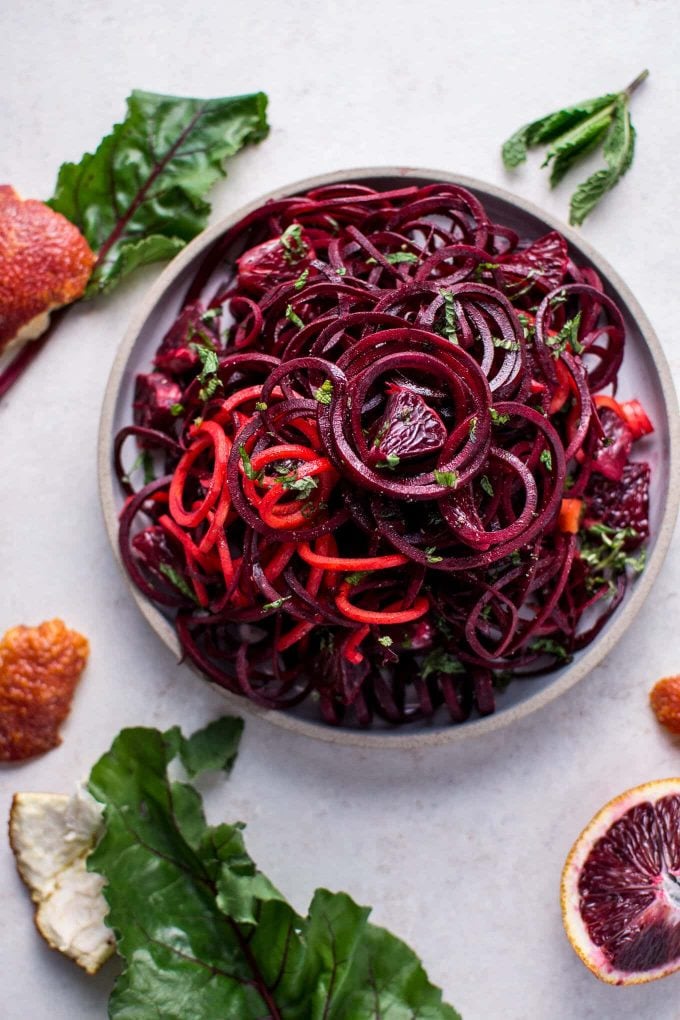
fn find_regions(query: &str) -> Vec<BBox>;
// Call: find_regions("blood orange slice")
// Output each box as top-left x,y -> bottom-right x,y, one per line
561,779 -> 680,985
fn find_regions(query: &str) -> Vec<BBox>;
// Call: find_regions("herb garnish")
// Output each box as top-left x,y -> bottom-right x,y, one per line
421,648 -> 466,680
480,475 -> 494,497
580,523 -> 646,592
262,596 -> 291,612
438,289 -> 458,343
285,303 -> 304,328
490,407 -> 510,425
501,71 -> 648,225
293,267 -> 310,290
545,313 -> 582,358
313,378 -> 334,405
189,340 -> 222,401
434,469 -> 459,487
280,223 -> 308,263
377,453 -> 401,470
540,449 -> 553,470
529,637 -> 571,661
238,445 -> 262,482
159,563 -> 197,602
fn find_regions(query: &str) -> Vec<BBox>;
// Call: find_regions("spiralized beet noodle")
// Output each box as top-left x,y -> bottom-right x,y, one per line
116,181 -> 653,728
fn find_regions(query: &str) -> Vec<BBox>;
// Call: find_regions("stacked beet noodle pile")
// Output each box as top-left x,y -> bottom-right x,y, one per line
117,181 -> 652,727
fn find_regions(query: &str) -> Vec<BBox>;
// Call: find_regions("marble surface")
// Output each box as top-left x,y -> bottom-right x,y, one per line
2,1 -> 680,1017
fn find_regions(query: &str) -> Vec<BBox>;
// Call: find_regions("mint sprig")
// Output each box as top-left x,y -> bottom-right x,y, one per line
501,70 -> 648,225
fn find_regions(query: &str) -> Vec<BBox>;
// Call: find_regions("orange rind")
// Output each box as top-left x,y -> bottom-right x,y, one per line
0,185 -> 95,352
0,619 -> 89,761
561,779 -> 680,985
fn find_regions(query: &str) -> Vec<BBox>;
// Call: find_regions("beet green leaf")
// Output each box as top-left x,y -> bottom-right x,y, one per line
48,90 -> 268,296
87,721 -> 460,1019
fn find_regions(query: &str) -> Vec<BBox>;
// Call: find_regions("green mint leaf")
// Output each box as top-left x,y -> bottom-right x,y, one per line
540,449 -> 553,470
86,723 -> 459,1018
492,336 -> 521,352
285,303 -> 304,328
468,416 -> 478,440
170,402 -> 184,417
480,475 -> 494,497
434,469 -> 459,487
158,563 -> 197,602
546,108 -> 613,187
238,445 -> 262,482
438,289 -> 459,343
378,635 -> 393,647
262,596 -> 291,611
345,570 -> 369,586
546,312 -> 582,358
502,93 -> 618,168
489,407 -> 510,425
122,448 -> 156,486
421,648 -> 466,680
189,341 -> 220,381
425,546 -> 444,564
377,453 -> 401,470
280,223 -> 308,264
201,307 -> 222,323
254,400 -> 267,412
385,250 -> 419,264
313,378 -> 334,405
570,95 -> 637,225
49,90 -> 269,296
530,637 -> 571,661
282,474 -> 318,499
293,267 -> 310,290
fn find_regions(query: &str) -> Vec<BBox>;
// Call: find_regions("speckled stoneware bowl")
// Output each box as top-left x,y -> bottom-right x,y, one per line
98,168 -> 680,748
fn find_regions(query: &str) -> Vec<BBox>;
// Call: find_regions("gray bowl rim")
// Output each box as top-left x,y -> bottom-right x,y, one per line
98,165 -> 680,749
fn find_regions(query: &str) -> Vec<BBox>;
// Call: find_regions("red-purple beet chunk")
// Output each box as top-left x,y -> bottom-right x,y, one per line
370,385 -> 447,461
154,301 -> 218,375
591,408 -> 633,482
133,372 -> 183,432
498,231 -> 568,292
237,228 -> 316,294
587,462 -> 650,546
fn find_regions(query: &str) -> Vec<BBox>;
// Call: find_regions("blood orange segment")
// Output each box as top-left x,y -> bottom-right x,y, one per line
561,779 -> 680,985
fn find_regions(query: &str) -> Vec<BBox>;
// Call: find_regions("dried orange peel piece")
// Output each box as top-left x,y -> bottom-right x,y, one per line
650,676 -> 680,734
0,619 -> 89,761
0,185 -> 95,352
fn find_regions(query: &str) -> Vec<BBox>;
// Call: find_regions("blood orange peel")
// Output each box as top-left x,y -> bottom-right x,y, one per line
0,185 -> 95,352
561,779 -> 680,985
650,676 -> 680,735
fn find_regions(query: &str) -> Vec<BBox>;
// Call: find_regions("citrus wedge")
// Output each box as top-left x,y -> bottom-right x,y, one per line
561,779 -> 680,985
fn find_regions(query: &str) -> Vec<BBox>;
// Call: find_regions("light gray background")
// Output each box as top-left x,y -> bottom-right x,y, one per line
1,2 -> 679,1018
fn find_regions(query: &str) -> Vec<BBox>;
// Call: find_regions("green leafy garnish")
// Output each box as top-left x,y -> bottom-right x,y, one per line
492,336 -> 521,352
377,453 -> 401,470
540,449 -> 553,470
282,474 -> 318,500
189,340 -> 222,401
480,475 -> 494,497
262,596 -> 291,611
285,303 -> 304,328
49,90 -> 268,295
378,636 -> 394,647
545,313 -> 582,358
468,416 -> 478,440
529,637 -> 571,661
385,250 -> 419,264
345,570 -> 369,586
313,378 -> 334,405
85,720 -> 460,1018
425,546 -> 444,564
122,449 -> 156,486
501,71 -> 648,225
158,563 -> 197,602
293,267 -> 310,290
438,289 -> 459,343
580,522 -> 646,592
201,307 -> 222,323
434,469 -> 459,488
280,223 -> 308,264
238,445 -> 262,482
489,407 -> 510,426
254,400 -> 267,412
170,402 -> 184,417
421,648 -> 466,680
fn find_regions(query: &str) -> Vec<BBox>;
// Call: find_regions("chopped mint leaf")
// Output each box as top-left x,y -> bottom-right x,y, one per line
335,266 -> 347,276
540,449 -> 553,470
480,475 -> 494,497
282,474 -> 318,500
170,402 -> 184,417
313,378 -> 334,405
546,312 -> 582,358
490,407 -> 510,425
434,469 -> 459,488
345,571 -> 369,586
239,445 -> 262,481
285,303 -> 304,328
123,449 -> 156,486
492,336 -> 521,352
255,400 -> 267,412
468,416 -> 478,440
262,596 -> 291,612
293,267 -> 310,290
425,546 -> 443,564
159,563 -> 197,602
385,251 -> 419,264
201,307 -> 222,323
377,453 -> 401,470
530,637 -> 571,661
378,636 -> 393,647
280,223 -> 308,263
438,289 -> 458,343
421,647 -> 466,680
